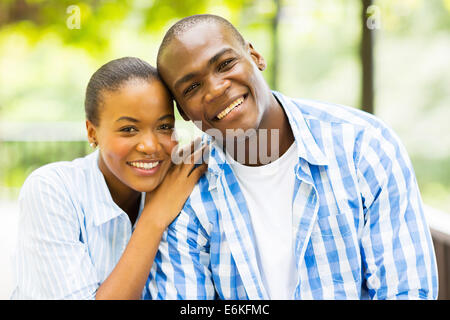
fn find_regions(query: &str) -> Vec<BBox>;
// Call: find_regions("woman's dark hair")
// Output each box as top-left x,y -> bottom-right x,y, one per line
85,56 -> 160,126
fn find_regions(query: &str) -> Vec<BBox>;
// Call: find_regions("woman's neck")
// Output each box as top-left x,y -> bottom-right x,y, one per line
109,182 -> 141,225
98,157 -> 141,223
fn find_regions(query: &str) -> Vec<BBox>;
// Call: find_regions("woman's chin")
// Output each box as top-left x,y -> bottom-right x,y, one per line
128,176 -> 163,194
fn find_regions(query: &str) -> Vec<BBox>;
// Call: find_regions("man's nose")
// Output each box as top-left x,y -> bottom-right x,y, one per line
204,76 -> 231,104
136,132 -> 162,154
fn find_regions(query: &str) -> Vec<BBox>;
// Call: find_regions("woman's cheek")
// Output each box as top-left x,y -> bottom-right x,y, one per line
107,138 -> 134,160
161,134 -> 178,158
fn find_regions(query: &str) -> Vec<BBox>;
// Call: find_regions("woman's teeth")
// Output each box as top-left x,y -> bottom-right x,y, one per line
129,161 -> 159,170
216,97 -> 244,120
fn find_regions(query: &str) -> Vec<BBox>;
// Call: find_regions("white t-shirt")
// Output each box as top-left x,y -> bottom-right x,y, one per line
225,142 -> 298,299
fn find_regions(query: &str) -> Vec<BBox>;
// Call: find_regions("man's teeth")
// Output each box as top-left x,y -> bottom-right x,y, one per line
217,97 -> 244,120
129,161 -> 159,169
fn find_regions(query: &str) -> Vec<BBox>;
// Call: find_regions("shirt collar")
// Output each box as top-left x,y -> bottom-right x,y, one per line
205,91 -> 328,179
272,91 -> 328,166
88,150 -> 128,226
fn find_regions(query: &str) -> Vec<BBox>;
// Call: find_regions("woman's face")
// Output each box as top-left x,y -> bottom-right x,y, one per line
87,79 -> 177,196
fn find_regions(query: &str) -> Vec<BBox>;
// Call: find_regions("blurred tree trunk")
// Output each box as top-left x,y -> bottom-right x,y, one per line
0,0 -> 37,26
360,0 -> 375,114
270,0 -> 281,91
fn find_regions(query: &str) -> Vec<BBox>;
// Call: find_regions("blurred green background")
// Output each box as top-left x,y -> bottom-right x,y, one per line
0,0 -> 449,212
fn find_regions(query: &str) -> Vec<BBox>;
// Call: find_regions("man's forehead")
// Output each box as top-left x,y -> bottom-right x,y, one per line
173,22 -> 236,50
159,23 -> 243,81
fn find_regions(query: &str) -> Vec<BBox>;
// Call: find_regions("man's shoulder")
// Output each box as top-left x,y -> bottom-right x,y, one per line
287,95 -> 382,129
281,93 -> 400,145
277,92 -> 409,163
174,173 -> 217,236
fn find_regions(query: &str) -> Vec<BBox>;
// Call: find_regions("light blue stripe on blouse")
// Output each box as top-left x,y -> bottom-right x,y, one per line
10,150 -> 147,299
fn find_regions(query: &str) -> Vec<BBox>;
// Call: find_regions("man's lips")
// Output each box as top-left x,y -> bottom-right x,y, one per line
213,94 -> 248,121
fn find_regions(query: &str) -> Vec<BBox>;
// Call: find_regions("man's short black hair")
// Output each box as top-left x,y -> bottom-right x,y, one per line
157,14 -> 246,69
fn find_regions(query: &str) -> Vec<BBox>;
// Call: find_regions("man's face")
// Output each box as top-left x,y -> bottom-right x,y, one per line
158,22 -> 271,140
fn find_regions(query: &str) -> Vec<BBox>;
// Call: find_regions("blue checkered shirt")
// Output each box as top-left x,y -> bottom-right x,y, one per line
147,91 -> 438,299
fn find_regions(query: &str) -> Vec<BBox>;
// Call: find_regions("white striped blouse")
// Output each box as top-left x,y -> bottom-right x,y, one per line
10,150 -> 148,299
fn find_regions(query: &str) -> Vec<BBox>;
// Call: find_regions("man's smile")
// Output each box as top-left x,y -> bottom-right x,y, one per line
213,93 -> 248,121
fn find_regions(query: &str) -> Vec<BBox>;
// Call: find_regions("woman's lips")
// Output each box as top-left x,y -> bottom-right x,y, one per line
127,160 -> 162,176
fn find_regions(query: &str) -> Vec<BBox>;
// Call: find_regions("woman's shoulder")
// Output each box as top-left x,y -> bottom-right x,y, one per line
21,152 -> 97,196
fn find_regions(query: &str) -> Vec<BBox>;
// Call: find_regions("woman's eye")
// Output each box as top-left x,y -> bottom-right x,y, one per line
218,58 -> 235,71
184,82 -> 200,95
119,126 -> 137,133
158,123 -> 174,131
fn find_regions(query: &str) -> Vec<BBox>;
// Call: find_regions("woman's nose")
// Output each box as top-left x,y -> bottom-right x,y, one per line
204,77 -> 231,103
136,132 -> 161,154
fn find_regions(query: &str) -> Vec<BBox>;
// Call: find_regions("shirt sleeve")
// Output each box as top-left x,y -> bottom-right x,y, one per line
12,172 -> 99,299
147,201 -> 216,299
356,126 -> 439,300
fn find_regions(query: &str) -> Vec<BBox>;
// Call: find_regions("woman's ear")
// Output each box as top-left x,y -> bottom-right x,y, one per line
86,120 -> 98,147
247,42 -> 266,71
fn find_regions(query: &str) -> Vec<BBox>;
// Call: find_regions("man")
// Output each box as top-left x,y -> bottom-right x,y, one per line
148,14 -> 438,299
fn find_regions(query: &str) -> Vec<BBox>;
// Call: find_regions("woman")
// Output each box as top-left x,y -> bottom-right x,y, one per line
11,57 -> 207,299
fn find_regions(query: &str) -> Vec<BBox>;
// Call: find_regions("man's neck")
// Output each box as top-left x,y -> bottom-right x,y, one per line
223,95 -> 294,167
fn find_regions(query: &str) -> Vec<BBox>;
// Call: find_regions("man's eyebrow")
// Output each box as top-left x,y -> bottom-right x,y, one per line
175,73 -> 197,91
174,48 -> 236,91
116,116 -> 139,123
208,48 -> 235,66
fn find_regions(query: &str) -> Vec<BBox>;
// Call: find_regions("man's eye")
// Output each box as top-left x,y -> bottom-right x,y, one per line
218,58 -> 235,71
184,83 -> 200,95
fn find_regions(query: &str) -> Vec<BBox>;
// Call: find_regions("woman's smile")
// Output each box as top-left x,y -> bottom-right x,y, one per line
127,159 -> 163,176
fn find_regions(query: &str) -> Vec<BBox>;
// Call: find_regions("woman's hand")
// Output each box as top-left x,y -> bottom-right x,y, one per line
142,137 -> 209,230
96,139 -> 208,300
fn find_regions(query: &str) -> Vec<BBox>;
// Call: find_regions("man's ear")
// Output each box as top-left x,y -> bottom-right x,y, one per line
175,100 -> 190,121
247,42 -> 266,71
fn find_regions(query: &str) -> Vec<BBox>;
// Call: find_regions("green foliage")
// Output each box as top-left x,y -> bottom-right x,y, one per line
0,141 -> 90,188
0,0 -> 449,213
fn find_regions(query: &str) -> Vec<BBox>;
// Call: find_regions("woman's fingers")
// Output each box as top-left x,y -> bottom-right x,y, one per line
173,137 -> 204,164
184,142 -> 209,175
189,163 -> 208,180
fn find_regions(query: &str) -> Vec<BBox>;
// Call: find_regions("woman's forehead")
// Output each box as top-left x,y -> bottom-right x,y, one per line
98,81 -> 173,119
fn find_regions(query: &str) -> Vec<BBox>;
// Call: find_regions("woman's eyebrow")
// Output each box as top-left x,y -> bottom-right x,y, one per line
116,116 -> 139,123
116,115 -> 174,122
158,114 -> 175,121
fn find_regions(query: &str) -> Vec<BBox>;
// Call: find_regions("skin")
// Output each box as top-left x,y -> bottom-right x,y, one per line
86,78 -> 207,299
158,22 -> 294,166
